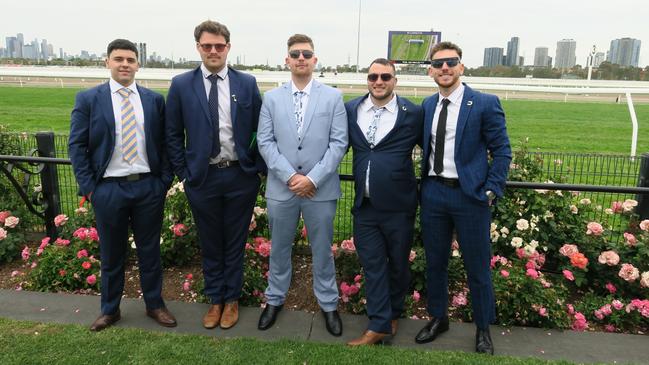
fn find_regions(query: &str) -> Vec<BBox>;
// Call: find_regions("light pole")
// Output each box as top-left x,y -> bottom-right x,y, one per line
356,0 -> 361,73
587,45 -> 596,81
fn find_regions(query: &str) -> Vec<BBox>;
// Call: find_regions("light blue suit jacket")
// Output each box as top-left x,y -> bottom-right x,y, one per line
258,80 -> 348,201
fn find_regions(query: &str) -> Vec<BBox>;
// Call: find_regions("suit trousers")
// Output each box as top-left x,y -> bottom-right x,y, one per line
353,199 -> 414,334
184,165 -> 260,304
420,177 -> 496,329
92,175 -> 167,315
264,197 -> 339,311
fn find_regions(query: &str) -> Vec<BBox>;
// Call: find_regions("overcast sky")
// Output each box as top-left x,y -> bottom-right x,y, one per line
3,0 -> 648,68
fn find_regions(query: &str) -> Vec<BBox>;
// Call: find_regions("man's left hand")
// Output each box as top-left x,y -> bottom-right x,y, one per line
288,174 -> 316,198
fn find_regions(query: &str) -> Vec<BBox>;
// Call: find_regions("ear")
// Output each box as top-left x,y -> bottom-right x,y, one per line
427,67 -> 434,77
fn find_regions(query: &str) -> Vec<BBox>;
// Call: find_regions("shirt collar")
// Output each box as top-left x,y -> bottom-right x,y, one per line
291,79 -> 313,96
109,78 -> 138,95
362,93 -> 397,113
438,83 -> 465,106
201,63 -> 229,80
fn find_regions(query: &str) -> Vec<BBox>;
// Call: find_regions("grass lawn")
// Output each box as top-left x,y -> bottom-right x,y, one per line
0,318 -> 576,365
1,86 -> 648,155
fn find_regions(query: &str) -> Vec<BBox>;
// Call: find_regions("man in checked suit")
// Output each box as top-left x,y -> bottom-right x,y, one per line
257,34 -> 348,336
166,20 -> 265,330
345,58 -> 423,345
415,42 -> 511,354
69,39 -> 177,331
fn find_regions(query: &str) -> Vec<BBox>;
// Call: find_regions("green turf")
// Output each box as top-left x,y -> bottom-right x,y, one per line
1,87 -> 648,154
0,318 -> 577,365
389,34 -> 433,61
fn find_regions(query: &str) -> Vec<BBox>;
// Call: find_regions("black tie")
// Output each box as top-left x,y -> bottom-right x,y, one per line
208,74 -> 221,158
433,98 -> 450,175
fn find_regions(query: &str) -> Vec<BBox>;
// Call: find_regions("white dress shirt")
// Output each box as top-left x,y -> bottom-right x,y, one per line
357,94 -> 398,197
201,63 -> 238,163
103,78 -> 150,177
428,83 -> 465,179
291,79 -> 313,139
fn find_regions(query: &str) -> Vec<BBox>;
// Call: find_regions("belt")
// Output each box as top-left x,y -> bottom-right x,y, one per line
429,175 -> 460,188
210,160 -> 239,169
103,173 -> 152,182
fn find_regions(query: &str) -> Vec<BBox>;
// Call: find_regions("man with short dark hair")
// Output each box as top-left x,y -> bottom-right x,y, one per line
166,20 -> 265,330
345,58 -> 423,345
257,34 -> 347,336
416,41 -> 511,354
69,38 -> 176,331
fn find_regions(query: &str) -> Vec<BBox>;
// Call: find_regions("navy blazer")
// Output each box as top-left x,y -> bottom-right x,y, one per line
68,82 -> 172,197
421,84 -> 511,203
346,94 -> 423,213
165,66 -> 266,187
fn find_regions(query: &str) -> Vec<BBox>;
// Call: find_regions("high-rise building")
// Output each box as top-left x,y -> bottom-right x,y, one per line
137,42 -> 147,66
505,37 -> 520,67
555,39 -> 576,69
41,39 -> 50,60
534,47 -> 551,67
59,48 -> 64,59
5,37 -> 17,58
607,38 -> 641,67
16,33 -> 24,58
483,47 -> 504,68
593,52 -> 606,67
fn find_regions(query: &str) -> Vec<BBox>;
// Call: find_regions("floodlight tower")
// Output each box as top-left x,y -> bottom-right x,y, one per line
587,45 -> 596,81
356,0 -> 361,73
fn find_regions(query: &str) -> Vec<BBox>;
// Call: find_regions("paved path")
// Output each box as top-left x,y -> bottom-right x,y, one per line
0,289 -> 646,364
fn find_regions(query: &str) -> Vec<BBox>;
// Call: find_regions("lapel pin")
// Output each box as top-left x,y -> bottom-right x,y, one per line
231,94 -> 237,102
401,105 -> 407,111
467,101 -> 473,106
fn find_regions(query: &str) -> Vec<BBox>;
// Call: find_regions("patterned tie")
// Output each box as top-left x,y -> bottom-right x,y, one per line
118,88 -> 137,164
433,98 -> 451,175
293,91 -> 305,136
208,74 -> 221,157
366,106 -> 385,148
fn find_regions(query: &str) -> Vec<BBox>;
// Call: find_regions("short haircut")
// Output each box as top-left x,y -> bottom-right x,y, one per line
369,58 -> 396,74
287,34 -> 314,50
430,41 -> 463,60
194,20 -> 230,43
107,39 -> 138,58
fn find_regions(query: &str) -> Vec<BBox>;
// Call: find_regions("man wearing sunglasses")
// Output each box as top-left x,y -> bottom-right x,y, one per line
416,42 -> 511,354
257,34 -> 348,337
166,20 -> 266,330
344,58 -> 422,345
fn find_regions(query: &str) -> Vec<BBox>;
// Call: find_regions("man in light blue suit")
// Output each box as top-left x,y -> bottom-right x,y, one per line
416,42 -> 511,355
257,34 -> 348,337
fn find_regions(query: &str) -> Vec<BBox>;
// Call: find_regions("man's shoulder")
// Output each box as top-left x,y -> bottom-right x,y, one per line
75,83 -> 107,102
397,95 -> 421,110
228,67 -> 256,83
136,84 -> 163,99
314,81 -> 342,97
171,67 -> 199,84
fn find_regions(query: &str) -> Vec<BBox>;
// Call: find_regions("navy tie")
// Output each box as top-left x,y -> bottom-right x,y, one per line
433,98 -> 450,175
208,74 -> 221,158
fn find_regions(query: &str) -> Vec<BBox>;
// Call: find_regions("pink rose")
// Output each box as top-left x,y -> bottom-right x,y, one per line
0,211 -> 11,224
597,251 -> 620,266
623,232 -> 637,246
586,222 -> 603,236
82,261 -> 92,270
621,199 -> 638,212
525,260 -> 537,270
566,304 -> 575,315
77,249 -> 89,259
182,281 -> 191,291
39,237 -> 50,249
594,309 -> 604,320
354,274 -> 362,283
21,246 -> 30,261
340,238 -> 356,252
559,244 -> 579,257
59,269 -> 66,277
301,225 -> 308,239
600,304 -> 612,316
186,273 -> 193,280
451,240 -> 459,251
612,300 -> 624,310
451,292 -> 468,307
500,269 -> 510,278
4,216 -> 19,228
604,325 -> 616,333
611,201 -> 624,213
11,270 -> 21,277
562,270 -> 575,281
412,290 -> 420,302
88,228 -> 99,242
172,223 -> 188,237
409,250 -> 417,262
569,253 -> 588,270
571,312 -> 588,331
55,238 -> 70,246
86,274 -> 97,285
526,268 -> 540,279
53,214 -> 68,227
254,239 -> 271,258
618,263 -> 640,282
605,282 -> 617,294
331,243 -> 338,256
538,307 -> 548,317
640,272 -> 649,288
0,228 -> 7,241
73,227 -> 88,240
639,219 -> 649,231
248,216 -> 257,232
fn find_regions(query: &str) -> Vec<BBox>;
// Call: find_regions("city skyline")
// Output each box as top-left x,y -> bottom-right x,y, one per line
3,0 -> 648,69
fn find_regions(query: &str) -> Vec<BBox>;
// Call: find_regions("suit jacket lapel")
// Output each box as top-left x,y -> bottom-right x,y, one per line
282,82 -> 300,141
423,93 -> 439,153
137,85 -> 152,139
99,83 -> 116,140
455,85 -> 474,153
192,67 -> 212,126
228,68 -> 239,125
300,80 -> 321,138
376,95 -> 407,146
349,94 -> 368,147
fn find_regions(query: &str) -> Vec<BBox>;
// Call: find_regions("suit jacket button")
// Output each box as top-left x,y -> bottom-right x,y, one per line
298,146 -> 302,150
298,166 -> 302,170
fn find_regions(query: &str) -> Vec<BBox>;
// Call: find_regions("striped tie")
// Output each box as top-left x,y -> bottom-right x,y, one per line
118,88 -> 138,164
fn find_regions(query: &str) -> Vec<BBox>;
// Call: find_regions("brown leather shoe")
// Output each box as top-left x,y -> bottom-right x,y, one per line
347,330 -> 388,346
391,319 -> 398,336
203,304 -> 223,329
220,301 -> 239,329
146,307 -> 177,327
89,310 -> 121,332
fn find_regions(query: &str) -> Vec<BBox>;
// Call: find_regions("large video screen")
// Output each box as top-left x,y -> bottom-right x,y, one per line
387,31 -> 441,64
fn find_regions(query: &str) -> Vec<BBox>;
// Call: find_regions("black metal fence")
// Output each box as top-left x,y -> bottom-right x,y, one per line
1,132 -> 648,243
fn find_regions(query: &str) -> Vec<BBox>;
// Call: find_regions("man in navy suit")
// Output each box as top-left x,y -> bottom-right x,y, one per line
69,39 -> 177,331
345,58 -> 422,345
415,42 -> 511,354
166,21 -> 265,330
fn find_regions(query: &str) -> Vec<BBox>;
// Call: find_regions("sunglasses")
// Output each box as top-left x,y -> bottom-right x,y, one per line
288,49 -> 314,59
431,57 -> 461,69
367,73 -> 394,82
199,43 -> 228,52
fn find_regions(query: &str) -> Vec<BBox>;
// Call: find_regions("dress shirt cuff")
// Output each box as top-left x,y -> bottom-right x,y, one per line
306,176 -> 318,189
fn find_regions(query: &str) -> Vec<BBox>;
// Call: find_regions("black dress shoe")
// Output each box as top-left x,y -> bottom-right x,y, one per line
322,310 -> 342,337
89,310 -> 121,332
414,316 -> 449,344
475,328 -> 494,354
258,304 -> 282,330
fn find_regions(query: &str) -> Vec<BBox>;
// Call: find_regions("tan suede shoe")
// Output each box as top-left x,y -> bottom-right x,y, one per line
347,330 -> 388,346
220,301 -> 239,329
203,304 -> 223,329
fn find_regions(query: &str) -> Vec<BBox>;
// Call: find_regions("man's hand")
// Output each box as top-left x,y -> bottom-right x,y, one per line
288,174 -> 316,198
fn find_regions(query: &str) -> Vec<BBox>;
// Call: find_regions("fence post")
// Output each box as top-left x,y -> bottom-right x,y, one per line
36,132 -> 61,238
636,152 -> 649,220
